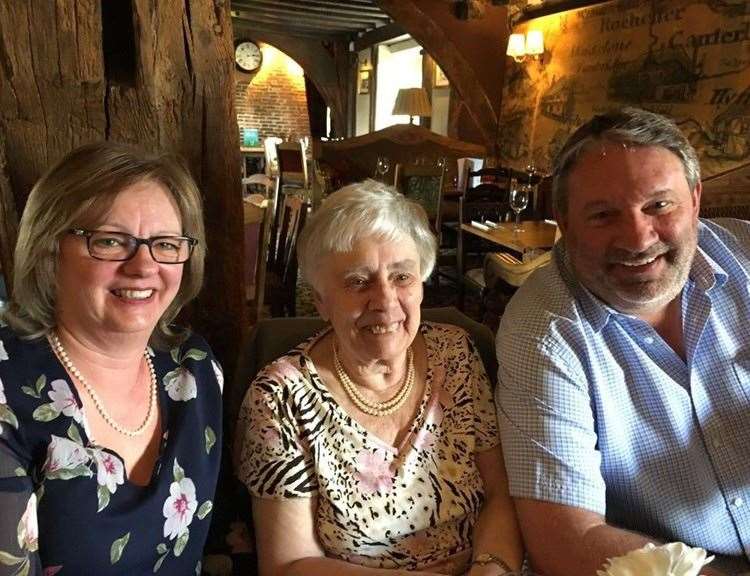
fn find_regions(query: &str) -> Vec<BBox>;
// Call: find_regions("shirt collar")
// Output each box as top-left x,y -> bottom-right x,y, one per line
555,222 -> 728,333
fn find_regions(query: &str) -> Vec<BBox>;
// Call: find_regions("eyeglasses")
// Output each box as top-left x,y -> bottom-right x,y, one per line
69,229 -> 198,264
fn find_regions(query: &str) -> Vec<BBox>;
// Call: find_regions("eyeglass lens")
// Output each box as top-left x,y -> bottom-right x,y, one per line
87,231 -> 192,263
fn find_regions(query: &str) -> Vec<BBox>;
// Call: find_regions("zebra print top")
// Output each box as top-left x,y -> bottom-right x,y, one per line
235,322 -> 499,572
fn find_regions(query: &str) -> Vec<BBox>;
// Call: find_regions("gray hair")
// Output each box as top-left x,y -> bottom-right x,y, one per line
3,141 -> 206,349
552,107 -> 701,216
297,179 -> 437,290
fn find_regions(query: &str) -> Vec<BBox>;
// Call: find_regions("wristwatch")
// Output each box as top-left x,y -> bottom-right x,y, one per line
472,553 -> 513,573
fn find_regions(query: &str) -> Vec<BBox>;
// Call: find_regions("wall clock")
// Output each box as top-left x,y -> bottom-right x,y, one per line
235,40 -> 262,73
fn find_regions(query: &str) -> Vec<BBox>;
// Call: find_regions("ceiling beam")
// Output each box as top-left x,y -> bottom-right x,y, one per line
234,3 -> 387,26
352,22 -> 405,52
234,0 -> 390,19
232,9 -> 368,30
234,21 -> 337,40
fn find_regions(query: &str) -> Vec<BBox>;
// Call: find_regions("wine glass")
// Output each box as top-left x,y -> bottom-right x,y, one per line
510,180 -> 529,232
375,156 -> 390,180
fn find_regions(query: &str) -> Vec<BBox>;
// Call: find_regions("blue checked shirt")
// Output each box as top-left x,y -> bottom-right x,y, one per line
496,218 -> 750,558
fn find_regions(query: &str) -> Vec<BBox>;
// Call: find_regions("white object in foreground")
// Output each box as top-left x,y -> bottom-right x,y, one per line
597,542 -> 714,576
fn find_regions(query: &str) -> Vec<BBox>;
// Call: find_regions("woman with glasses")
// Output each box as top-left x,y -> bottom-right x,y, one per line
0,142 -> 223,574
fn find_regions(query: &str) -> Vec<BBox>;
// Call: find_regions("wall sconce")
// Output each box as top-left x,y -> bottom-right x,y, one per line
506,30 -> 545,63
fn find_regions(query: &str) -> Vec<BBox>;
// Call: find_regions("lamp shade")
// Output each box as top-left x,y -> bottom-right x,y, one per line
525,30 -> 544,56
392,88 -> 432,119
506,33 -> 526,59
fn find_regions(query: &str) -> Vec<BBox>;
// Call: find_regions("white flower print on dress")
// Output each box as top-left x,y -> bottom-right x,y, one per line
0,377 -> 19,434
91,448 -> 125,493
163,477 -> 198,539
47,379 -> 83,423
0,339 -> 8,361
164,367 -> 198,401
355,449 -> 394,494
44,435 -> 91,478
211,360 -> 224,393
18,492 -> 39,552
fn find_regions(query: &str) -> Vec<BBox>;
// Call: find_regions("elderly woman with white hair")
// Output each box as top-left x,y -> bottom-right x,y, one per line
235,180 -> 523,576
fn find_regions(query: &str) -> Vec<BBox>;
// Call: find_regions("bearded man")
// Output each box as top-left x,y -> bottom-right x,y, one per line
496,107 -> 750,576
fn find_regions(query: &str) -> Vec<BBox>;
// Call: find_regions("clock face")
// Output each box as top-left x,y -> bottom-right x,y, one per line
235,41 -> 262,72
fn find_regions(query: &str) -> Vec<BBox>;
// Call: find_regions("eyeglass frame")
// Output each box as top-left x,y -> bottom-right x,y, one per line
67,228 -> 198,264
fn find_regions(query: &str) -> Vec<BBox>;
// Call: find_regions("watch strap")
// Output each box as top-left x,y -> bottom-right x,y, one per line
472,552 -> 513,573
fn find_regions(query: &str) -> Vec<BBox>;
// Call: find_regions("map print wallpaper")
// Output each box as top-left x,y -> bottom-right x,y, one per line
498,0 -> 750,180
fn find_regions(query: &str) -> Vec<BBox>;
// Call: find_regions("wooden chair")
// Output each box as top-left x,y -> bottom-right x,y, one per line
457,172 -> 513,310
263,137 -> 283,178
393,162 -> 447,287
240,174 -> 278,321
265,194 -> 309,317
393,163 -> 446,234
276,140 -> 310,194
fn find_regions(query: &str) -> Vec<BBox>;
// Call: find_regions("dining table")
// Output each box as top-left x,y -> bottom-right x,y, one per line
460,219 -> 558,253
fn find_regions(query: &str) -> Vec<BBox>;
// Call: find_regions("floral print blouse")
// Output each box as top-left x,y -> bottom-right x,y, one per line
0,325 -> 223,575
235,322 -> 499,573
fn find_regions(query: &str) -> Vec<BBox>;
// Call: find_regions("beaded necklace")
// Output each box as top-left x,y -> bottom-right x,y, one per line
332,341 -> 414,417
49,332 -> 157,437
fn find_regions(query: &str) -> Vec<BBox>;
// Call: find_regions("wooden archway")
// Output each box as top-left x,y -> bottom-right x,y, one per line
377,0 -> 510,151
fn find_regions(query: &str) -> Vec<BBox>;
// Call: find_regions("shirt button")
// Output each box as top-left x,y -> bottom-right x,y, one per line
732,497 -> 744,508
644,336 -> 654,344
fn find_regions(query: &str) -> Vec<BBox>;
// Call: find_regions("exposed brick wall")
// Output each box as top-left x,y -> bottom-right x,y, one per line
235,44 -> 310,145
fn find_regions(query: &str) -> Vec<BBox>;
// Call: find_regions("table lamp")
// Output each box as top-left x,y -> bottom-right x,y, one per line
392,87 -> 432,124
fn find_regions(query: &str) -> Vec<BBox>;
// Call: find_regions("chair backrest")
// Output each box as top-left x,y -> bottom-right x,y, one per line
394,163 -> 446,232
268,194 -> 308,284
457,157 -> 483,191
263,137 -> 283,177
459,187 -> 512,225
242,173 -> 274,198
227,306 -> 497,441
276,140 -> 310,189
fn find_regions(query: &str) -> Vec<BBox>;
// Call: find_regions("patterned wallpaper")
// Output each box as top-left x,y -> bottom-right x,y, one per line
498,0 -> 750,178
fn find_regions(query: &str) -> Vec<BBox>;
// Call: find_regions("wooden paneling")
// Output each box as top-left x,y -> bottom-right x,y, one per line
0,0 -> 246,375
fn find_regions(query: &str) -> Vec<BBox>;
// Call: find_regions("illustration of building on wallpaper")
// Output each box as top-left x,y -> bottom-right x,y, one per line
497,0 -> 750,178
608,47 -> 701,103
712,101 -> 750,160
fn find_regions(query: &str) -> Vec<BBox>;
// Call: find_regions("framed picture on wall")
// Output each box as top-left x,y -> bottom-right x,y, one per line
434,65 -> 449,87
358,70 -> 371,95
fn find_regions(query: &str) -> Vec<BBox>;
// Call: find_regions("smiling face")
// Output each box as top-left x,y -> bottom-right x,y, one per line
558,143 -> 701,318
313,235 -> 423,369
55,180 -> 185,346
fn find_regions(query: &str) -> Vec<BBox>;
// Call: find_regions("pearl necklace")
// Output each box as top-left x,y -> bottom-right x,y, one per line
333,341 -> 414,417
49,332 -> 158,437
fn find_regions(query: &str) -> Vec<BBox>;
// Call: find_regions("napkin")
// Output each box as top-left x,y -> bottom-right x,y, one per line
597,542 -> 714,576
470,220 -> 489,231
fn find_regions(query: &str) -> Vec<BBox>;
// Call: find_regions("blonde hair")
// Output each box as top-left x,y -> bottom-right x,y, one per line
4,141 -> 206,348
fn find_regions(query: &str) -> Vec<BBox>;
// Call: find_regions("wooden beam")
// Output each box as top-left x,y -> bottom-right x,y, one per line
235,0 -> 390,20
0,132 -> 18,295
517,0 -> 606,22
234,21 -> 339,40
236,3 -> 387,26
232,10 -> 366,31
352,22 -> 406,52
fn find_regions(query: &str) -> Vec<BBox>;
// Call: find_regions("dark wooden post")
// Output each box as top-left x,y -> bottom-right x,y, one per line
0,0 -> 246,375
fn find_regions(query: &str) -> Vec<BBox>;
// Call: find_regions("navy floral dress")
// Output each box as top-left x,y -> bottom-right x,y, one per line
0,325 -> 223,575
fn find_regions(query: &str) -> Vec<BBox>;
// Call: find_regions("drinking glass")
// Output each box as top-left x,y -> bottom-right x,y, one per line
375,156 -> 391,180
510,180 -> 529,232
